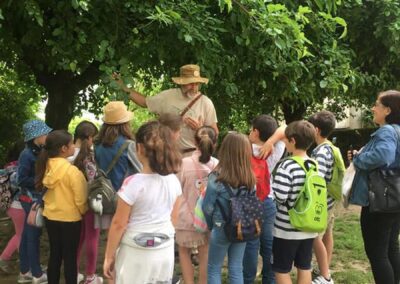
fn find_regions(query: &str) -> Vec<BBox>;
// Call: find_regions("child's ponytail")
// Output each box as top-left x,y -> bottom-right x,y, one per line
195,126 -> 217,164
35,130 -> 73,191
35,149 -> 49,191
73,121 -> 98,179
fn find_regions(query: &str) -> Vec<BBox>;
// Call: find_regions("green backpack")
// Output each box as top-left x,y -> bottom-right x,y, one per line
322,141 -> 345,201
288,157 -> 328,233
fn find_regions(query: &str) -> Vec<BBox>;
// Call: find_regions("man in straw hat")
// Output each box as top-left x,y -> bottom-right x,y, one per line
114,64 -> 218,155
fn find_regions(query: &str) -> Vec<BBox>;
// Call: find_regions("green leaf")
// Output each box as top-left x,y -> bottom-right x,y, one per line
52,28 -> 63,36
69,62 -> 77,72
184,34 -> 192,43
267,4 -> 286,13
71,0 -> 79,9
313,0 -> 324,11
334,17 -> 348,39
320,80 -> 328,88
167,10 -> 181,20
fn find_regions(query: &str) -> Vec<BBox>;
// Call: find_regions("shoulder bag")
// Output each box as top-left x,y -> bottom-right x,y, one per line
368,124 -> 400,213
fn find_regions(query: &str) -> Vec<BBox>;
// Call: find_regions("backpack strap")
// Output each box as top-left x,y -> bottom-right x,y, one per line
104,141 -> 131,175
291,156 -> 318,173
186,157 -> 216,220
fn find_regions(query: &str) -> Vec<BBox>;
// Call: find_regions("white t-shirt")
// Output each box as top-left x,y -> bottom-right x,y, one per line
118,173 -> 182,229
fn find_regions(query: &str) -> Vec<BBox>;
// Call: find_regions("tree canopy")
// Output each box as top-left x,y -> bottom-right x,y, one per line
0,0 -> 399,154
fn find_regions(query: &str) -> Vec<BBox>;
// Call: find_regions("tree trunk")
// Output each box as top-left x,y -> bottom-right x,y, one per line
45,87 -> 76,130
33,64 -> 100,129
281,101 -> 308,124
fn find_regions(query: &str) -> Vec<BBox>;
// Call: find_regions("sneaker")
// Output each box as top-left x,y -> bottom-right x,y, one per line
84,274 -> 103,284
172,276 -> 181,284
32,272 -> 48,284
312,267 -> 321,278
78,273 -> 85,283
0,258 -> 12,273
17,271 -> 33,283
312,275 -> 334,284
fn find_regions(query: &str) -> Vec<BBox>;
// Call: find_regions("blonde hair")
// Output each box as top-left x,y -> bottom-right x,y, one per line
216,132 -> 255,189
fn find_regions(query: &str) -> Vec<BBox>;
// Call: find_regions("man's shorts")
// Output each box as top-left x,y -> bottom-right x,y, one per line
271,237 -> 314,273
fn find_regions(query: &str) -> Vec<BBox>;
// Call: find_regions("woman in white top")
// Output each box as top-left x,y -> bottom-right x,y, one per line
103,120 -> 182,284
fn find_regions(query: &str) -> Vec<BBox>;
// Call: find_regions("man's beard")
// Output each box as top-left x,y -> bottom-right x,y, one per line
183,89 -> 198,97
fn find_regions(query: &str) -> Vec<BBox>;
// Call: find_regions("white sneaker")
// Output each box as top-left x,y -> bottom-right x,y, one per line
17,271 -> 33,283
32,272 -> 48,284
312,275 -> 334,284
84,274 -> 104,284
78,273 -> 85,283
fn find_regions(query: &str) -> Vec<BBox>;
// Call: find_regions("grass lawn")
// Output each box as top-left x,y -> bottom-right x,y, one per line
0,206 -> 375,283
328,207 -> 374,284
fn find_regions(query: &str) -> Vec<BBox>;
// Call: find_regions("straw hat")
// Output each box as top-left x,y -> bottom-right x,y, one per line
102,101 -> 134,125
172,64 -> 209,85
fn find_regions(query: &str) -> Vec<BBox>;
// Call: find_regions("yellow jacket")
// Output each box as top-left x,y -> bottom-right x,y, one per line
42,157 -> 88,222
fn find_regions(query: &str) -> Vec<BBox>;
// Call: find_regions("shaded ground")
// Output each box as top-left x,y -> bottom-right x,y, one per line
0,215 -> 109,284
0,205 -> 371,283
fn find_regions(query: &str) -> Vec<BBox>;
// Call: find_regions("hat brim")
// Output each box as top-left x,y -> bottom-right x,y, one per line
172,77 -> 209,85
23,126 -> 53,142
102,111 -> 134,125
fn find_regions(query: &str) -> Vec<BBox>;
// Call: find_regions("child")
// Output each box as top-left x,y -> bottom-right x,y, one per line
36,130 -> 88,284
0,140 -> 25,273
94,101 -> 142,229
158,113 -> 183,142
17,119 -> 52,284
70,121 -> 103,284
103,120 -> 182,284
243,115 -> 285,284
308,111 -> 339,284
176,126 -> 218,284
271,120 -> 317,284
202,132 -> 256,284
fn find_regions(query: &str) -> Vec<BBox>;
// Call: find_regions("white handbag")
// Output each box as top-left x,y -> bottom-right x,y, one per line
342,163 -> 356,208
27,202 -> 44,228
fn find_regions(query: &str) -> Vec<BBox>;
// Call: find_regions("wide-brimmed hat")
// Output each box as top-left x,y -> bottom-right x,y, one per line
172,64 -> 209,85
23,120 -> 53,142
102,101 -> 134,125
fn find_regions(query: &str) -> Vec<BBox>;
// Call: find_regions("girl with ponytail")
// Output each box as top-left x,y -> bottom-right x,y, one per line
103,120 -> 182,284
176,126 -> 218,284
36,130 -> 87,284
69,121 -> 103,284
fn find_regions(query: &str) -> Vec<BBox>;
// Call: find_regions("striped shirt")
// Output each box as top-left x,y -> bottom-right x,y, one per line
272,158 -> 318,240
311,143 -> 335,210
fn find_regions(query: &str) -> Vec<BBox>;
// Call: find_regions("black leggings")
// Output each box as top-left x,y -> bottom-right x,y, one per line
361,206 -> 400,284
45,218 -> 81,284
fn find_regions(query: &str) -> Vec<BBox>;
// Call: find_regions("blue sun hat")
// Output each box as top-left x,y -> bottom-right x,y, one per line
23,120 -> 53,142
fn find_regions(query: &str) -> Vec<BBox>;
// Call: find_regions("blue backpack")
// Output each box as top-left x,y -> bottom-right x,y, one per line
217,183 -> 264,243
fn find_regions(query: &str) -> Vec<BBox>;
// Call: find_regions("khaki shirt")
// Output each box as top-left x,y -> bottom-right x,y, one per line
146,88 -> 218,150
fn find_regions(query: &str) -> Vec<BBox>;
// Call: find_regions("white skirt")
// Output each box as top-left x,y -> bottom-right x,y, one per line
115,222 -> 175,284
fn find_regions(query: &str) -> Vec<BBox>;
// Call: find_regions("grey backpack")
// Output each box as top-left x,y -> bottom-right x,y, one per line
88,141 -> 129,215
